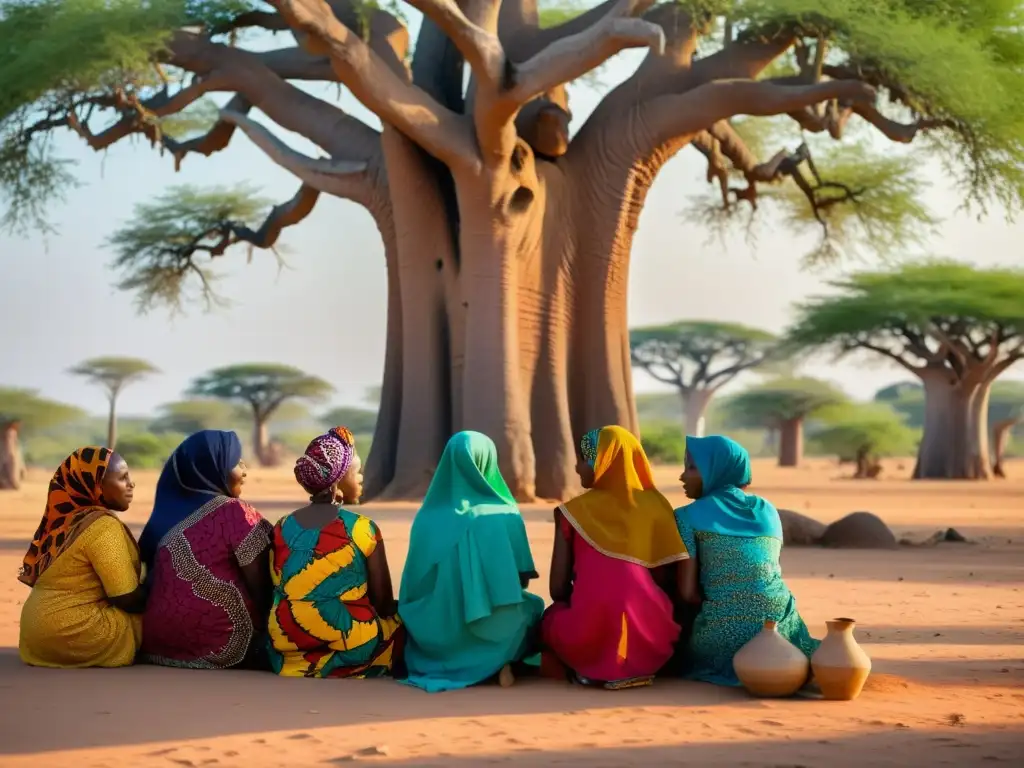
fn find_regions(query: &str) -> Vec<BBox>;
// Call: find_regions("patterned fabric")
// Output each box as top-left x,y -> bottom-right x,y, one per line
294,428 -> 355,496
675,509 -> 820,686
561,426 -> 688,568
19,516 -> 143,668
542,509 -> 680,684
267,507 -> 403,678
684,435 -> 783,539
580,429 -> 600,467
399,431 -> 542,692
141,498 -> 272,669
20,446 -> 117,587
139,430 -> 243,568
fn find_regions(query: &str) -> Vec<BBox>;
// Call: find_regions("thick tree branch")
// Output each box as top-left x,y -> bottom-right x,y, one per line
220,110 -> 372,202
406,0 -> 504,84
641,78 -> 876,157
269,0 -> 477,169
232,185 -> 322,250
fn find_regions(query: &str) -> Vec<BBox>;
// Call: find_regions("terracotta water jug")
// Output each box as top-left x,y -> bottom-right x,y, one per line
733,619 -> 810,697
811,618 -> 872,700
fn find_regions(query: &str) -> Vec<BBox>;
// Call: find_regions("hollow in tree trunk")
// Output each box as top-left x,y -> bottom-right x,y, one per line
0,421 -> 26,491
992,419 -> 1019,478
777,417 -> 804,468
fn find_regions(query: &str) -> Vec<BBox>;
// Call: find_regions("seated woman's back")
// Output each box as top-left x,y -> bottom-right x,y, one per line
19,448 -> 146,668
267,428 -> 403,678
542,427 -> 696,686
676,435 -> 819,687
139,430 -> 272,670
399,431 -> 544,693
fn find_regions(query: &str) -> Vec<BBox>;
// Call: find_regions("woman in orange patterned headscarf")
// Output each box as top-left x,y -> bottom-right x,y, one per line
19,447 -> 147,668
541,426 -> 700,688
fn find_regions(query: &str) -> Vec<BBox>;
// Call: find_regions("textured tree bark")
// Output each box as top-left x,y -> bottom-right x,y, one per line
778,417 -> 803,467
913,370 -> 976,479
683,388 -> 714,438
0,422 -> 26,491
992,419 -> 1018,478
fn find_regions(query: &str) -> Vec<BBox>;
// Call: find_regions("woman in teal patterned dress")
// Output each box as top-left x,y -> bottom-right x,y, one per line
675,435 -> 818,687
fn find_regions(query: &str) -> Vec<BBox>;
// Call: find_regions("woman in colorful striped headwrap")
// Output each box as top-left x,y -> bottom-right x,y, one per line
541,426 -> 701,689
266,427 -> 405,678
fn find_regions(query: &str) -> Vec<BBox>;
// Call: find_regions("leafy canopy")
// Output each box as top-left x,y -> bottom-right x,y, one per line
69,356 -> 159,396
0,387 -> 85,430
188,364 -> 334,419
149,398 -> 250,434
721,376 -> 849,426
811,401 -> 919,459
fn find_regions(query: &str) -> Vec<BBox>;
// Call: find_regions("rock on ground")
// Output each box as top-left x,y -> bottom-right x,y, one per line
820,511 -> 898,549
777,508 -> 828,546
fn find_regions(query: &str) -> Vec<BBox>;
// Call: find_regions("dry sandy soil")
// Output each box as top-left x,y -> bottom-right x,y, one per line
0,458 -> 1021,767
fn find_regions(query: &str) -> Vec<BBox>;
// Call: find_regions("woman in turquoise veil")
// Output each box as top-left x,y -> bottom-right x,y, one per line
398,431 -> 544,692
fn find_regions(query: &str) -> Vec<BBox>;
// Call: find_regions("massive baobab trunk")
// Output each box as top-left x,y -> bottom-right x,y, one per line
253,415 -> 271,467
0,422 -> 26,491
682,389 -> 713,437
914,370 -> 973,479
778,417 -> 804,467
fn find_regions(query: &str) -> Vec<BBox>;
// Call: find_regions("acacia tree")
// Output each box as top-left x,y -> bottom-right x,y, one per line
4,1 -> 1024,500
721,376 -> 846,466
0,388 -> 84,490
630,320 -> 777,436
787,262 -> 1024,480
69,357 -> 160,449
150,399 -> 250,434
812,402 -> 917,478
188,363 -> 333,464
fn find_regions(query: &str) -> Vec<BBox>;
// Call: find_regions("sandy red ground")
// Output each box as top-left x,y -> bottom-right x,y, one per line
0,458 -> 1021,766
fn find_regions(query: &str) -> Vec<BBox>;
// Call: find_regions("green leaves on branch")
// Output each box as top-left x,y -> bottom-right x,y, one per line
721,376 -> 849,428
810,401 -> 919,460
106,184 -> 277,313
0,387 -> 85,431
68,357 -> 160,397
188,364 -> 334,420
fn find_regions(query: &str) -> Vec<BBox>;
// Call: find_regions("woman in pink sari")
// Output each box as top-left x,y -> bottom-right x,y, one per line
541,426 -> 700,688
139,430 -> 273,669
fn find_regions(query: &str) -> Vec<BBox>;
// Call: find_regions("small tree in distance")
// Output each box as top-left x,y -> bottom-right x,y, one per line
69,357 -> 160,449
721,377 -> 848,467
188,364 -> 333,465
811,403 -> 918,479
630,321 -> 779,437
0,388 -> 84,490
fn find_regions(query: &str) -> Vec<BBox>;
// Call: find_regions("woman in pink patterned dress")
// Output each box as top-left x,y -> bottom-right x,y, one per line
139,430 -> 273,669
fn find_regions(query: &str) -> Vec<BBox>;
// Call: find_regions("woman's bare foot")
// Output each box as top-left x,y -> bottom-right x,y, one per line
498,663 -> 515,688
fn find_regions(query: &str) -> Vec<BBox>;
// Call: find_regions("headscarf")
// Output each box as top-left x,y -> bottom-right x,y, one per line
139,430 -> 242,567
560,425 -> 688,568
400,431 -> 534,604
294,427 -> 355,496
580,428 -> 600,467
682,435 -> 782,539
19,447 -> 123,586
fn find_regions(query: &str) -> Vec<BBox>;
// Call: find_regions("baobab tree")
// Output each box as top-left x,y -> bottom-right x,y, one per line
69,357 -> 160,449
721,376 -> 847,467
0,389 -> 84,490
4,1 -> 1023,500
188,363 -> 333,464
786,261 -> 1024,479
630,320 -> 778,437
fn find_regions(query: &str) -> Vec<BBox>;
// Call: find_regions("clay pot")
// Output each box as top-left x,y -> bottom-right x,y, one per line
733,619 -> 810,697
811,617 -> 872,701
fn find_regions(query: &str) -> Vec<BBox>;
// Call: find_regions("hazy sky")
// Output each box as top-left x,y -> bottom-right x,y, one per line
3,20 -> 1023,419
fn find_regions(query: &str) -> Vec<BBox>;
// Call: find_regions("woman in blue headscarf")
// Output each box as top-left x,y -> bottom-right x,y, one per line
399,431 -> 545,692
139,430 -> 273,669
676,435 -> 819,686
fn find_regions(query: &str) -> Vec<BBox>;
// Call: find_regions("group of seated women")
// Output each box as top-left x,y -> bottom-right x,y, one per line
18,423 -> 819,692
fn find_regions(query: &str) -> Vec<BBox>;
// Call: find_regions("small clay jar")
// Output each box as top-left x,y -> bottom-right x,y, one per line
811,617 -> 872,701
733,619 -> 810,697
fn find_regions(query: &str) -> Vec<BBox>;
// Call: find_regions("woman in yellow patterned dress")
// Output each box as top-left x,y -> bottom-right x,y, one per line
19,447 -> 147,668
267,428 -> 404,678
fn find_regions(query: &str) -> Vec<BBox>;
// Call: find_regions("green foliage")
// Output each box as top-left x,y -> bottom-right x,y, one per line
150,399 -> 249,434
640,421 -> 687,465
810,401 -> 919,460
630,320 -> 779,388
68,356 -> 159,397
107,184 -> 277,311
113,429 -> 184,469
322,406 -> 378,434
0,387 -> 84,430
188,364 -> 334,420
721,376 -> 849,427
